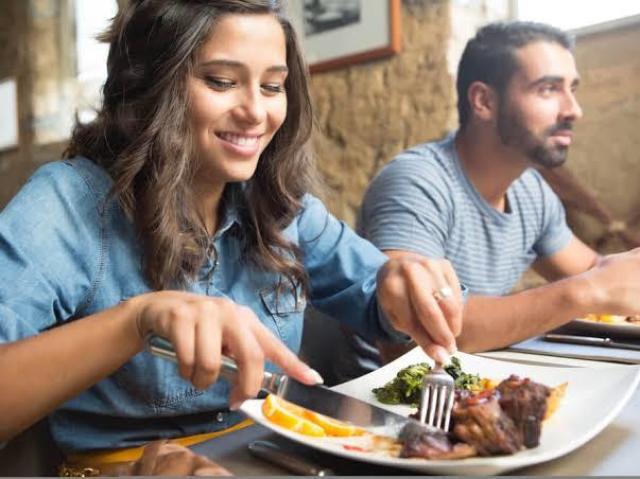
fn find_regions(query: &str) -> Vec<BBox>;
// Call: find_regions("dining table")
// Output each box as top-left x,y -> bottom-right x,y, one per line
190,345 -> 640,476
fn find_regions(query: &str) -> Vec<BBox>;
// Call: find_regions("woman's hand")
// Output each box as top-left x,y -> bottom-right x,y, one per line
376,252 -> 464,364
130,440 -> 232,476
128,291 -> 322,408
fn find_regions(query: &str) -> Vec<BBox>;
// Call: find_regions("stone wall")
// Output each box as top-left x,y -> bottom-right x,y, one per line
0,0 -> 70,209
566,18 -> 640,251
0,0 -> 32,208
308,0 -> 509,225
2,0 -> 638,243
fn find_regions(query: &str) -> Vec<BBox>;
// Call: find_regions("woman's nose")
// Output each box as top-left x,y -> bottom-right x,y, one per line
234,89 -> 266,125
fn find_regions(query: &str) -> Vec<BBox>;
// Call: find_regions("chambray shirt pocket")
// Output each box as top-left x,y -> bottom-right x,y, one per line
112,352 -> 205,412
259,288 -> 306,353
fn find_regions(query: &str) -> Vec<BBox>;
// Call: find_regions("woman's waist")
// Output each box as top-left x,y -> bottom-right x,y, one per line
50,406 -> 246,454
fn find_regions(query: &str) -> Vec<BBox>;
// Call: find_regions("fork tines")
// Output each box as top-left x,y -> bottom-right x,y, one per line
419,366 -> 455,431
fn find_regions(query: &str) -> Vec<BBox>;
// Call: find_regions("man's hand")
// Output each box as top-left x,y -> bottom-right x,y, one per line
579,247 -> 640,315
376,252 -> 464,363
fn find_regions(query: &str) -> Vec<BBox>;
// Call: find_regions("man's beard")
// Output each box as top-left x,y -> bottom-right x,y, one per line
497,103 -> 572,168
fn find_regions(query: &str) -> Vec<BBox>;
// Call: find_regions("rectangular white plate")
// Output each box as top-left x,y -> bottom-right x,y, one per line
240,348 -> 640,475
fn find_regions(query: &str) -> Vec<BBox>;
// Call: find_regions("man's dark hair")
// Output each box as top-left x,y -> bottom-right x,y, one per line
456,21 -> 574,128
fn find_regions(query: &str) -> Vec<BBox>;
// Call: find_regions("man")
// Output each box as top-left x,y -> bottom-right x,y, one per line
338,20 -> 640,379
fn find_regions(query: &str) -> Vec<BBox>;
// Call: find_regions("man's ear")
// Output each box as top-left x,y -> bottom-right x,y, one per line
467,81 -> 498,122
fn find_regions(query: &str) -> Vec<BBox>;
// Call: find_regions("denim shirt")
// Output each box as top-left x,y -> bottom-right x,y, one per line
0,158 -> 399,453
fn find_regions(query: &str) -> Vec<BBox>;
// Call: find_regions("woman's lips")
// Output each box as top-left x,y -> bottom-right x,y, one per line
216,131 -> 262,157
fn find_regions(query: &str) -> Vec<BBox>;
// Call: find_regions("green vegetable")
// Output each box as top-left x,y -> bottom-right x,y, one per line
444,356 -> 482,391
372,362 -> 430,406
372,357 -> 481,406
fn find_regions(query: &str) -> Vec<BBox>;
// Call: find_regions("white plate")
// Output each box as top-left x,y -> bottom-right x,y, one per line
565,318 -> 640,339
240,348 -> 640,475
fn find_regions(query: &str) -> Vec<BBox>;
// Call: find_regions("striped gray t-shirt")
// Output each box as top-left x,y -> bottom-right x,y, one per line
357,134 -> 573,296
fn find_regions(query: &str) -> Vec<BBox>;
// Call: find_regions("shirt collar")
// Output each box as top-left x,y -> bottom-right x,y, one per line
214,184 -> 243,239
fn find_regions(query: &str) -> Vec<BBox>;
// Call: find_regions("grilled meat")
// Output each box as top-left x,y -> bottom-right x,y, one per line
451,390 -> 523,456
496,375 -> 550,448
399,422 -> 477,460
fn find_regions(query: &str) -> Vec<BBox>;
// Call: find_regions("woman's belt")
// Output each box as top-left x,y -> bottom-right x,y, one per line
59,418 -> 254,476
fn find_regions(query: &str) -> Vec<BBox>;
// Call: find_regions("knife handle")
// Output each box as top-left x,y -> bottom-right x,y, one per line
248,440 -> 334,476
146,335 -> 285,393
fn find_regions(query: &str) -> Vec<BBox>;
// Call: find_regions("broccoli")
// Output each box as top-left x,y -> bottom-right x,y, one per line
372,357 -> 481,406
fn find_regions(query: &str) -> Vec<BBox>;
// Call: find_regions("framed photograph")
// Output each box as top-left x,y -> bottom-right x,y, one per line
287,0 -> 402,74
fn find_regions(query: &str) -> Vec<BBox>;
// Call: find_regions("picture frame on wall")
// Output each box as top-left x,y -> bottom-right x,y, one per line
287,0 -> 402,74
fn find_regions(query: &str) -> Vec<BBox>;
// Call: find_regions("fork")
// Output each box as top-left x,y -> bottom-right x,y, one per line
419,363 -> 455,431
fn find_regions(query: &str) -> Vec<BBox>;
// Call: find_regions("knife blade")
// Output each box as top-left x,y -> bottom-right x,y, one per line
147,335 -> 419,437
544,333 -> 640,351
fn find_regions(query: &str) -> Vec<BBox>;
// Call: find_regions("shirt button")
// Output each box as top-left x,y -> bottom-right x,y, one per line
215,412 -> 225,423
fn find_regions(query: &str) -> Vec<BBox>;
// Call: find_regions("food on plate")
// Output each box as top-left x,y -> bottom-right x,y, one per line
260,358 -> 566,461
261,394 -> 365,437
496,375 -> 550,448
399,421 -> 477,459
545,381 -> 567,419
449,389 -> 524,456
262,394 -> 326,437
372,357 -> 486,406
374,358 -> 566,459
584,313 -> 640,324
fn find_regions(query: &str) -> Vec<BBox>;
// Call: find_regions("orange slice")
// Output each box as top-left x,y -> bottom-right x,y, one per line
262,394 -> 326,437
302,410 -> 365,437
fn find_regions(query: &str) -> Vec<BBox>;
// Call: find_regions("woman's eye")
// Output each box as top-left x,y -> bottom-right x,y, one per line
205,77 -> 235,91
262,83 -> 285,94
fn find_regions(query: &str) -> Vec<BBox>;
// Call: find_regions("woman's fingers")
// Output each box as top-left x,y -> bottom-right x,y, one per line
393,260 -> 456,354
134,441 -> 231,476
191,303 -> 222,390
167,304 -> 196,381
192,454 -> 233,476
378,256 -> 462,363
245,305 -> 323,386
133,439 -> 168,476
137,291 -> 319,408
222,306 -> 266,408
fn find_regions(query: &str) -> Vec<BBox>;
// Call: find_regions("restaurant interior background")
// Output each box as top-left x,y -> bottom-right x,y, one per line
1,0 -> 639,259
0,0 -> 639,475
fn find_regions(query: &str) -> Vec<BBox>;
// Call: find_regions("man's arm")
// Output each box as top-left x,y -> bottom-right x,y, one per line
385,248 -> 640,353
532,235 -> 599,281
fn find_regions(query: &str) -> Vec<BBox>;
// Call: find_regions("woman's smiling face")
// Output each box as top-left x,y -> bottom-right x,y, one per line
187,13 -> 288,186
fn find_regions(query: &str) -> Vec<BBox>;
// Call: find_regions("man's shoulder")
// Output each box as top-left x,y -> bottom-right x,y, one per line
377,135 -> 457,186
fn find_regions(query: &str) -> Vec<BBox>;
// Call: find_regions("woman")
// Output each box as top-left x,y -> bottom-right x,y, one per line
0,0 -> 462,473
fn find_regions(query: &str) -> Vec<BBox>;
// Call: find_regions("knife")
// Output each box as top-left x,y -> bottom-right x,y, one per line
248,440 -> 334,476
544,333 -> 640,351
147,335 -> 420,437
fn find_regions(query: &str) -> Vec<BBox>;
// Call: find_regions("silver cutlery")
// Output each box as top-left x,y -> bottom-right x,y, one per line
544,333 -> 640,351
248,440 -> 334,476
418,363 -> 455,431
147,335 -> 429,437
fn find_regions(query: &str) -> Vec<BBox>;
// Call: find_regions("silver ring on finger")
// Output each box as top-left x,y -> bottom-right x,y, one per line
433,286 -> 453,301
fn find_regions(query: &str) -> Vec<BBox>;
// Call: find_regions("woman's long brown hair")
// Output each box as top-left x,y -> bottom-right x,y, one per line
65,0 -> 317,292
